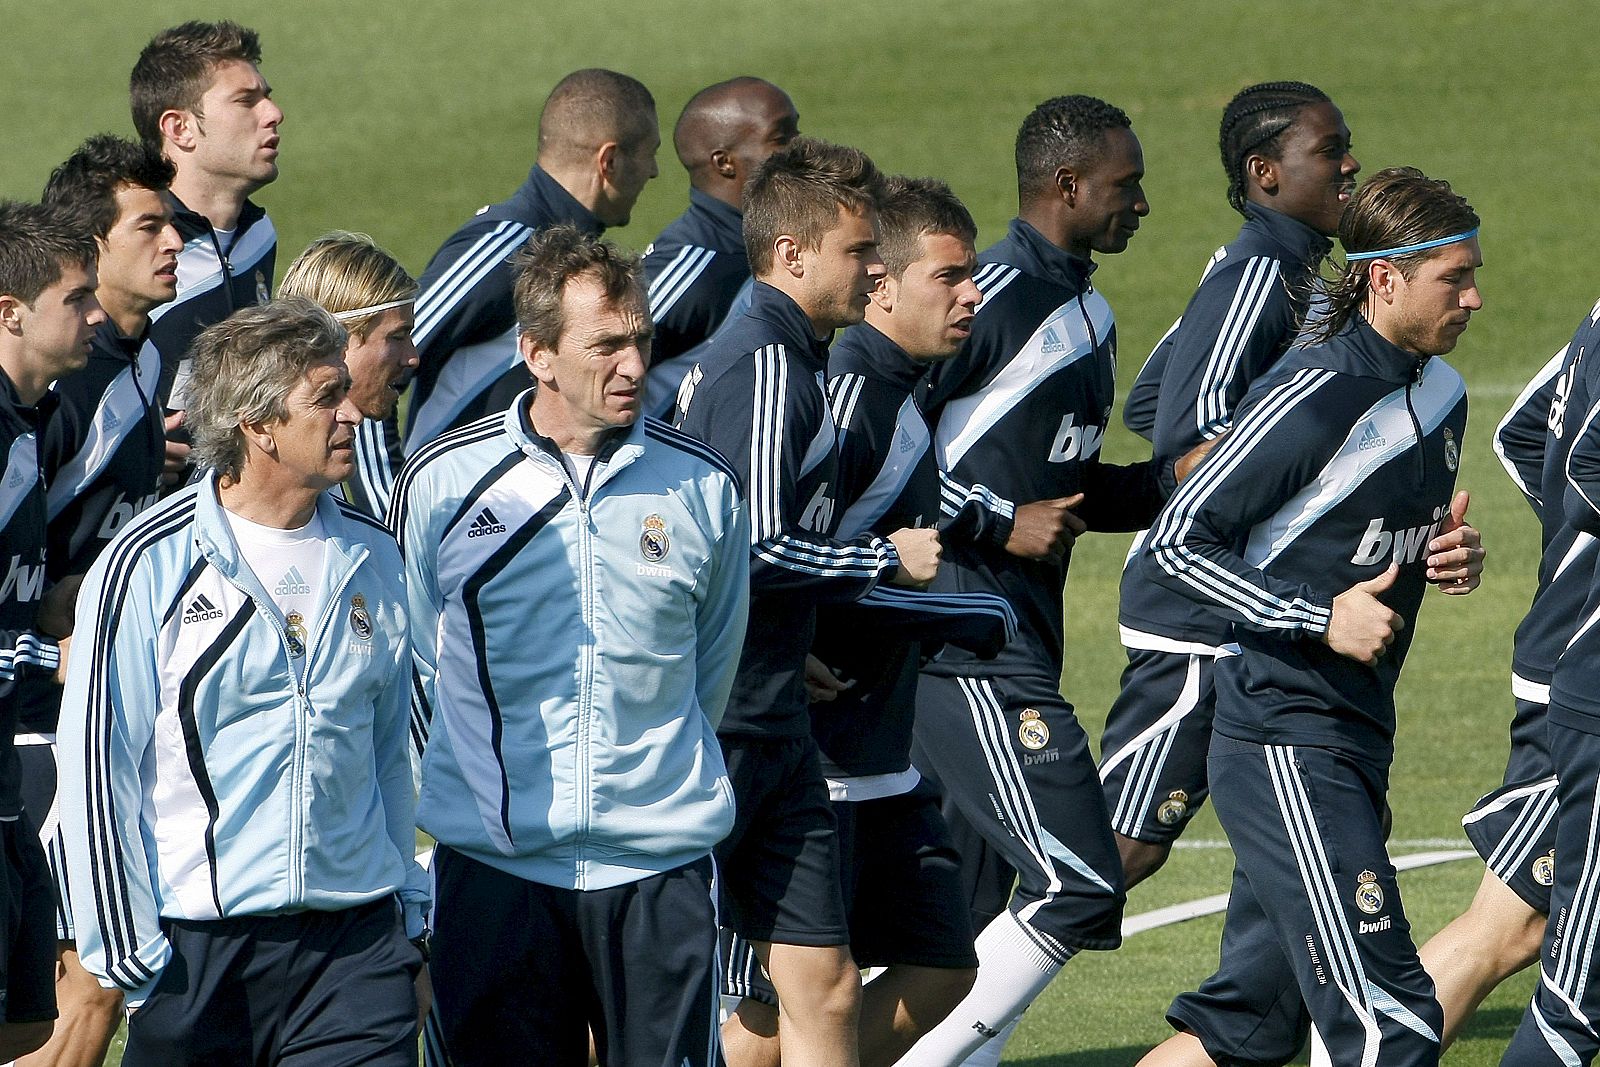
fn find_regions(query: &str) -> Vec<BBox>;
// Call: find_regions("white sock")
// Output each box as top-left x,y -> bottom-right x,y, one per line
893,911 -> 1069,1065
956,1019 -> 1020,1067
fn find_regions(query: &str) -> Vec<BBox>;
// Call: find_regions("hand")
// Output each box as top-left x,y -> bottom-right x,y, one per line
887,527 -> 941,588
1323,564 -> 1405,665
1006,494 -> 1087,561
414,963 -> 433,1034
803,655 -> 853,703
1175,434 -> 1225,483
1426,491 -> 1483,594
162,411 -> 191,487
36,574 -> 83,638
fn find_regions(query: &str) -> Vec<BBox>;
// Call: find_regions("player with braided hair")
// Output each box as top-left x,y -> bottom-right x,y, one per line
1105,82 -> 1358,888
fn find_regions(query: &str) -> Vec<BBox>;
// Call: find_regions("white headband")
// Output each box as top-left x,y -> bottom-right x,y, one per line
332,298 -> 412,322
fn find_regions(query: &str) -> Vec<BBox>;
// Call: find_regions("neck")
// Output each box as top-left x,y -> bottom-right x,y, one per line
756,273 -> 833,339
98,289 -> 154,339
1018,204 -> 1089,261
0,348 -> 53,407
217,466 -> 321,529
862,309 -> 921,361
167,166 -> 251,232
527,394 -> 613,456
693,178 -> 741,211
1361,306 -> 1431,360
536,158 -> 602,216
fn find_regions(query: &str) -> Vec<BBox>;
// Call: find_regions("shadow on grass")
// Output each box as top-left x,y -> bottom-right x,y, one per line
1457,1003 -> 1527,1044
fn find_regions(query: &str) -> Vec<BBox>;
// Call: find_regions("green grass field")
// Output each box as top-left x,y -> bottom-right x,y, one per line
5,1 -> 1597,1062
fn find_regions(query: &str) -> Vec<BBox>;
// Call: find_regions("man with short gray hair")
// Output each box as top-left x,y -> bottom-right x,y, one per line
391,226 -> 747,1067
58,298 -> 428,1066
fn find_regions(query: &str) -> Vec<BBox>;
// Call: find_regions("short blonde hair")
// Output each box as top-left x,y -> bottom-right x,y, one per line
278,231 -> 417,339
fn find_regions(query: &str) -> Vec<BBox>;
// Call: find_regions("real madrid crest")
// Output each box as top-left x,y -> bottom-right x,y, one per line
1157,790 -> 1189,826
1443,426 -> 1459,472
1533,849 -> 1555,887
285,611 -> 307,658
255,269 -> 270,304
1017,708 -> 1050,751
640,514 -> 670,563
350,593 -> 373,641
1354,869 -> 1384,914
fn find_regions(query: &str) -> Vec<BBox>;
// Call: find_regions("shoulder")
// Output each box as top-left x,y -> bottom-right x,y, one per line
392,413 -> 510,502
85,486 -> 201,593
642,418 -> 742,491
419,215 -> 533,287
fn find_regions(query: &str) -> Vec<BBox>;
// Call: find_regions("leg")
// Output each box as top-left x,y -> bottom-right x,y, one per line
0,820 -> 59,1062
841,788 -> 977,1066
756,940 -> 861,1067
276,901 -> 422,1067
900,674 -> 1125,1066
1419,870 -> 1544,1048
120,920 -> 264,1067
582,860 -> 720,1067
1502,719 -> 1600,1067
1210,738 -> 1441,1067
430,847 -> 589,1067
1098,648 -> 1217,891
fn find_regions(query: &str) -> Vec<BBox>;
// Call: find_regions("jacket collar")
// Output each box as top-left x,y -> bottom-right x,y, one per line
833,322 -> 928,392
0,367 -> 59,430
1311,316 -> 1430,385
687,187 -> 745,251
193,472 -> 364,596
89,318 -> 148,364
747,282 -> 830,365
164,191 -> 268,242
502,390 -> 646,484
505,166 -> 604,236
993,218 -> 1096,292
1241,203 -> 1332,270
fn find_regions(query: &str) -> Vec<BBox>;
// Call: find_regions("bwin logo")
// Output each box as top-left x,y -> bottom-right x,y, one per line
183,593 -> 225,624
1040,326 -> 1067,356
1357,423 -> 1387,451
0,556 -> 44,603
1358,916 -> 1392,934
468,508 -> 507,538
1047,414 -> 1104,464
276,567 -> 312,596
1350,505 -> 1446,567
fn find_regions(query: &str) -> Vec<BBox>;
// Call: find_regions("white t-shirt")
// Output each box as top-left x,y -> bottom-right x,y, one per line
561,451 -> 604,492
223,507 -> 329,657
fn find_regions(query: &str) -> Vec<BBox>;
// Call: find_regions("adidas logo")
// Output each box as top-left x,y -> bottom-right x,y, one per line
1040,326 -> 1067,355
183,593 -> 225,624
468,507 -> 507,538
276,567 -> 312,596
1357,423 -> 1387,451
6,466 -> 24,489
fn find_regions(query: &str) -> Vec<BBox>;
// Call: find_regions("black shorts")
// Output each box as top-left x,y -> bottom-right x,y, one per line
1098,645 -> 1217,844
715,735 -> 848,946
1169,735 -> 1440,1067
0,816 -> 56,1026
911,672 -> 1124,955
431,848 -> 719,1067
17,740 -> 72,941
1462,689 -> 1556,913
122,897 -> 420,1067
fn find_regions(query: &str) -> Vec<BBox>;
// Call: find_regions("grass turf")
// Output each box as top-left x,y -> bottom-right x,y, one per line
3,1 -> 1591,1062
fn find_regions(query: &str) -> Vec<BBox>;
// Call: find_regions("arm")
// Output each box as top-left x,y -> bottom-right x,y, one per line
369,577 -> 430,938
387,465 -> 444,777
56,550 -> 167,1007
1151,256 -> 1295,494
935,469 -> 1016,551
1078,457 -> 1168,533
1563,389 -> 1600,537
1141,367 -> 1340,639
694,486 -> 751,729
1495,346 -> 1564,512
411,222 -> 530,369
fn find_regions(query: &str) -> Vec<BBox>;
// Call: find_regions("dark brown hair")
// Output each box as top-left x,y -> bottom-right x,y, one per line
131,21 -> 262,150
42,134 -> 175,240
742,137 -> 884,276
0,201 -> 98,304
512,225 -> 644,350
876,176 -> 977,279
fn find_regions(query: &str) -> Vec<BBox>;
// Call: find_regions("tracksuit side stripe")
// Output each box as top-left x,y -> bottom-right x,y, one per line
414,222 -> 531,344
1494,346 -> 1566,505
649,246 -> 717,320
1197,257 -> 1279,437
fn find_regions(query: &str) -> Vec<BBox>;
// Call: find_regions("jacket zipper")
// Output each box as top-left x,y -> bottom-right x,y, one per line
570,458 -> 602,890
1405,359 -> 1427,485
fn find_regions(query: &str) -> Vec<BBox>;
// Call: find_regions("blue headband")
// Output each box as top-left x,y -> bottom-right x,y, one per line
1344,228 -> 1479,261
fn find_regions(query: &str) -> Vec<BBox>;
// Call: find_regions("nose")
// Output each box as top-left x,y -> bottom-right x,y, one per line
337,396 -> 362,425
1344,151 -> 1361,177
265,97 -> 284,129
1461,285 -> 1483,312
160,222 -> 182,256
958,278 -> 982,310
1133,186 -> 1151,217
402,337 -> 419,369
85,293 -> 108,328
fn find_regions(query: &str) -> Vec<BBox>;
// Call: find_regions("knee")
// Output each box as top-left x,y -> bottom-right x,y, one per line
928,967 -> 976,1015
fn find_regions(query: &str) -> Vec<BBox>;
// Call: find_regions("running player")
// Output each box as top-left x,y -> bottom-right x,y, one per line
1102,82 -> 1359,887
277,232 -> 418,517
130,20 -> 281,487
26,133 -> 183,1067
675,137 -> 940,1067
0,201 -> 105,1063
642,77 -> 799,417
1135,167 -> 1483,1067
898,95 -> 1168,1067
402,69 -> 659,465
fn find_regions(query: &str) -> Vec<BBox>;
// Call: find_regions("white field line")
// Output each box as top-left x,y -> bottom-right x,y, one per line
1123,849 -> 1476,936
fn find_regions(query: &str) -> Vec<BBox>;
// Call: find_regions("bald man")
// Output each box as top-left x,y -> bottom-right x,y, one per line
640,78 -> 798,416
398,68 -> 660,460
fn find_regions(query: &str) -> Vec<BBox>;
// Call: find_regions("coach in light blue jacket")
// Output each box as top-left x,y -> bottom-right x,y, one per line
58,300 -> 428,1067
390,227 -> 747,1067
